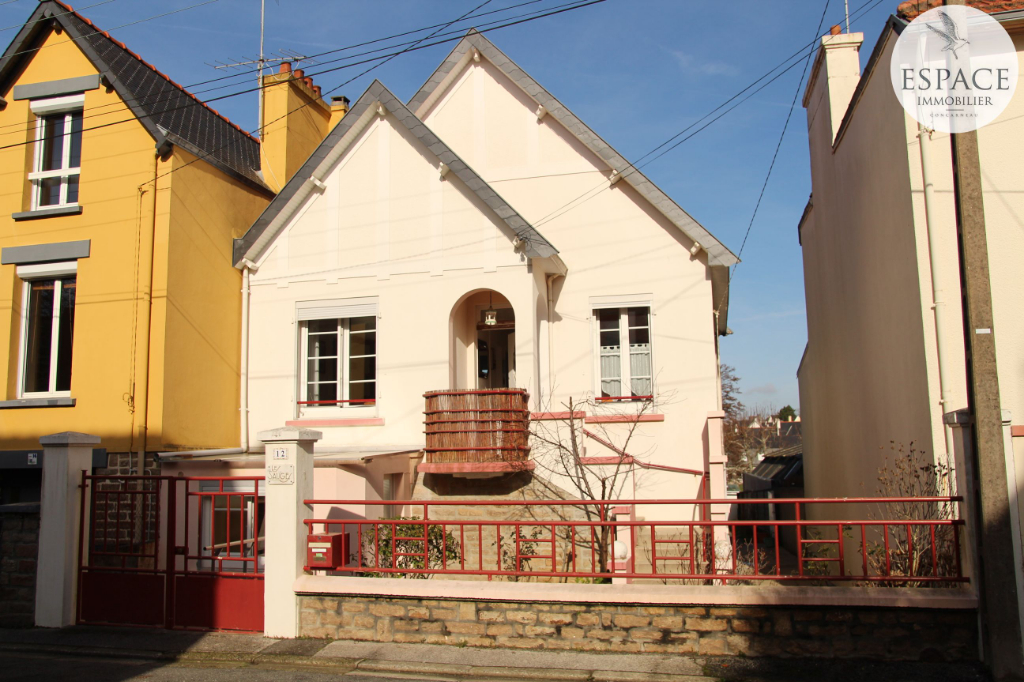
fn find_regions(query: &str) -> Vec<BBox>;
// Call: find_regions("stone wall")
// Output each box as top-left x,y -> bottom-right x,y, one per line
299,593 -> 977,661
0,504 -> 40,627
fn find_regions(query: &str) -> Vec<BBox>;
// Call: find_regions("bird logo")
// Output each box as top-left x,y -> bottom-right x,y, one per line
925,10 -> 970,58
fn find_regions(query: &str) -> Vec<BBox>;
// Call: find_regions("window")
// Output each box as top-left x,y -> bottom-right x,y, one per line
299,316 -> 377,409
29,97 -> 83,210
595,306 -> 652,401
19,266 -> 76,397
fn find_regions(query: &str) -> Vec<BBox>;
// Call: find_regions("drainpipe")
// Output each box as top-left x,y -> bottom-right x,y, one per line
133,151 -> 161,474
239,259 -> 257,454
917,124 -> 956,470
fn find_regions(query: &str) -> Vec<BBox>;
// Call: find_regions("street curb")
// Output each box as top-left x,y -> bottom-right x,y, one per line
0,641 -> 717,681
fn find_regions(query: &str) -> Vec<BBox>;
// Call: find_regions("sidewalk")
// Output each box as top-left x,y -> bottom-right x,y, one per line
0,626 -> 712,681
0,627 -> 989,682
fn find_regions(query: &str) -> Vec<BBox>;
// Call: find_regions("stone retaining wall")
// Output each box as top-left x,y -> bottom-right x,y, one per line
0,504 -> 40,627
298,593 -> 977,660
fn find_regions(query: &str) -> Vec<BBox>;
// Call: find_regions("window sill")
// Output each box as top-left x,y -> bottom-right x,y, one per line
584,414 -> 664,424
0,397 -> 75,409
286,417 -> 384,427
13,205 -> 83,221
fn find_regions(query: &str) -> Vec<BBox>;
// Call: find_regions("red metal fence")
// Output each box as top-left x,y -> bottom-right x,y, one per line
77,474 -> 265,631
303,497 -> 966,585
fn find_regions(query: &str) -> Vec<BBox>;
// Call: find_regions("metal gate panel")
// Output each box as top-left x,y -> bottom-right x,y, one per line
77,474 -> 264,632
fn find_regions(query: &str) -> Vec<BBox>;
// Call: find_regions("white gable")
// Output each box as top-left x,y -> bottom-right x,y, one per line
253,111 -> 527,283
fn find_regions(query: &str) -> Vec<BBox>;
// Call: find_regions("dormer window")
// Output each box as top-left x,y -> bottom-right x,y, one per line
29,95 -> 84,210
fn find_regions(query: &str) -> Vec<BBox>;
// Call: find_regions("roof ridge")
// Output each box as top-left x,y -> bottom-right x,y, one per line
50,0 -> 257,142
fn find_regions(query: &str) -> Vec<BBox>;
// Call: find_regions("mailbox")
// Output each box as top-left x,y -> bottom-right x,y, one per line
307,533 -> 348,570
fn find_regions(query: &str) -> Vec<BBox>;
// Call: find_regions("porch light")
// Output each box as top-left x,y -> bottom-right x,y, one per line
484,294 -> 497,326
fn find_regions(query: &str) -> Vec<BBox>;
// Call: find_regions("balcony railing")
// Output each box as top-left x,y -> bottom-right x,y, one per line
422,389 -> 530,471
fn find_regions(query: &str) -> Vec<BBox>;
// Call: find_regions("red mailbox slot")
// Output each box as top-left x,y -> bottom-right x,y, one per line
307,533 -> 348,570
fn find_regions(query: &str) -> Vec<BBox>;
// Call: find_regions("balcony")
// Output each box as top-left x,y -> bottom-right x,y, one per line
419,389 -> 532,475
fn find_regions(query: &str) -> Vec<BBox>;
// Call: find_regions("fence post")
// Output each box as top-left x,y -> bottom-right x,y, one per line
259,427 -> 321,639
705,411 -> 731,561
35,431 -> 100,628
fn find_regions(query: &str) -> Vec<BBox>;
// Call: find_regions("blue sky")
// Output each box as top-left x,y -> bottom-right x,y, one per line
1,0 -> 898,412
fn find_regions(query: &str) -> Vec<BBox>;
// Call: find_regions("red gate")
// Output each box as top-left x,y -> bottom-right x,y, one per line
76,474 -> 264,632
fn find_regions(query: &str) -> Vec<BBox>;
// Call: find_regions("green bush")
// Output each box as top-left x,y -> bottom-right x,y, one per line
358,518 -> 462,579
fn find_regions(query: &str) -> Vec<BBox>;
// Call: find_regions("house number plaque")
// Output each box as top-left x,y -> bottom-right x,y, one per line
267,464 -> 295,485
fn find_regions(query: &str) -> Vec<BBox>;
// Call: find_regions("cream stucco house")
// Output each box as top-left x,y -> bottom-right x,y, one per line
161,32 -> 737,521
797,5 -> 1024,528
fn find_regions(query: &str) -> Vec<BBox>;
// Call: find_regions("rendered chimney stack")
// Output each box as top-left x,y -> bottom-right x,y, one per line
329,95 -> 350,130
260,63 -> 331,192
801,30 -> 864,144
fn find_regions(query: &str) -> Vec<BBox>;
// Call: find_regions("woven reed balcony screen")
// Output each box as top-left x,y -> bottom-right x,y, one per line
423,389 -> 530,464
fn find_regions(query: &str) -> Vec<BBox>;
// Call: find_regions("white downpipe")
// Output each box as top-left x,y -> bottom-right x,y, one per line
918,124 -> 956,470
240,262 -> 253,453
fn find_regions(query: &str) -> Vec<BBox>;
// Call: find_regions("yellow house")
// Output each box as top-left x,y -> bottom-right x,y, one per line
0,0 -> 288,481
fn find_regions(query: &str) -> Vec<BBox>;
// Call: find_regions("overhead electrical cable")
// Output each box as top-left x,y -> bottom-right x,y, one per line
730,0 -> 833,275
0,0 -> 564,133
0,0 -> 603,144
529,0 -> 885,232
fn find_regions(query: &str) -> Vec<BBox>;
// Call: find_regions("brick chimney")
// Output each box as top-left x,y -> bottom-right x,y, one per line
260,61 -> 330,192
802,31 -> 864,144
329,96 -> 350,130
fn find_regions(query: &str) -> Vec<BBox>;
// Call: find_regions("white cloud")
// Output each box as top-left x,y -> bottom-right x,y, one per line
670,50 -> 739,78
747,383 -> 779,396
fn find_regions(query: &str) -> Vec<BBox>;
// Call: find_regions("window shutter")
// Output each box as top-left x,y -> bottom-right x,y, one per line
296,297 -> 378,321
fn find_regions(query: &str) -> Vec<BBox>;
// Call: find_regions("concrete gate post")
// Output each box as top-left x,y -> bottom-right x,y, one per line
259,427 -> 320,639
35,431 -> 101,628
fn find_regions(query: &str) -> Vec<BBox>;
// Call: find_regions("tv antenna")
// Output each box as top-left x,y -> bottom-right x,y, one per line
203,1 -> 319,134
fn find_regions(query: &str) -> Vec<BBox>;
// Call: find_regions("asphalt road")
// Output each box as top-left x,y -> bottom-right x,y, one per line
0,652 -> 453,682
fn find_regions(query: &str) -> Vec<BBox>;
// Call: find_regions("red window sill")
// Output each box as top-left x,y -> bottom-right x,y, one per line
286,418 -> 385,427
530,411 -> 586,421
584,414 -> 664,424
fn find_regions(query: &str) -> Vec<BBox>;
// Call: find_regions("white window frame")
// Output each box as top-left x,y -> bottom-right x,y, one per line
16,261 -> 78,399
29,95 -> 84,211
297,314 -> 378,417
591,302 -> 654,404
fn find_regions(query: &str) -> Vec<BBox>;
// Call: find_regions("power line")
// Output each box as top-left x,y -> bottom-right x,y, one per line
144,0 -> 605,188
731,0 -> 833,273
0,0 -> 598,140
0,0 -> 117,33
0,0 -> 559,133
529,0 -> 885,232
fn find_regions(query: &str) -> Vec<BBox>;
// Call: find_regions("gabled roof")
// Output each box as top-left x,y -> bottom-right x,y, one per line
408,30 -> 739,269
0,0 -> 268,193
233,79 -> 557,266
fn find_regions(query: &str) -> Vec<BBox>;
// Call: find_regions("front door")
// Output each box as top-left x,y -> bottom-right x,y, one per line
477,329 -> 515,388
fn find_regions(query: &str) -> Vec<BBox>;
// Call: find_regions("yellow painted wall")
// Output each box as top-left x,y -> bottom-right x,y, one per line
0,26 -> 272,452
261,73 -> 329,192
149,147 -> 269,450
0,28 -> 156,451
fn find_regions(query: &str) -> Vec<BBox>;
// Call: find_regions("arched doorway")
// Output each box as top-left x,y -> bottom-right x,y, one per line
449,289 -> 515,390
